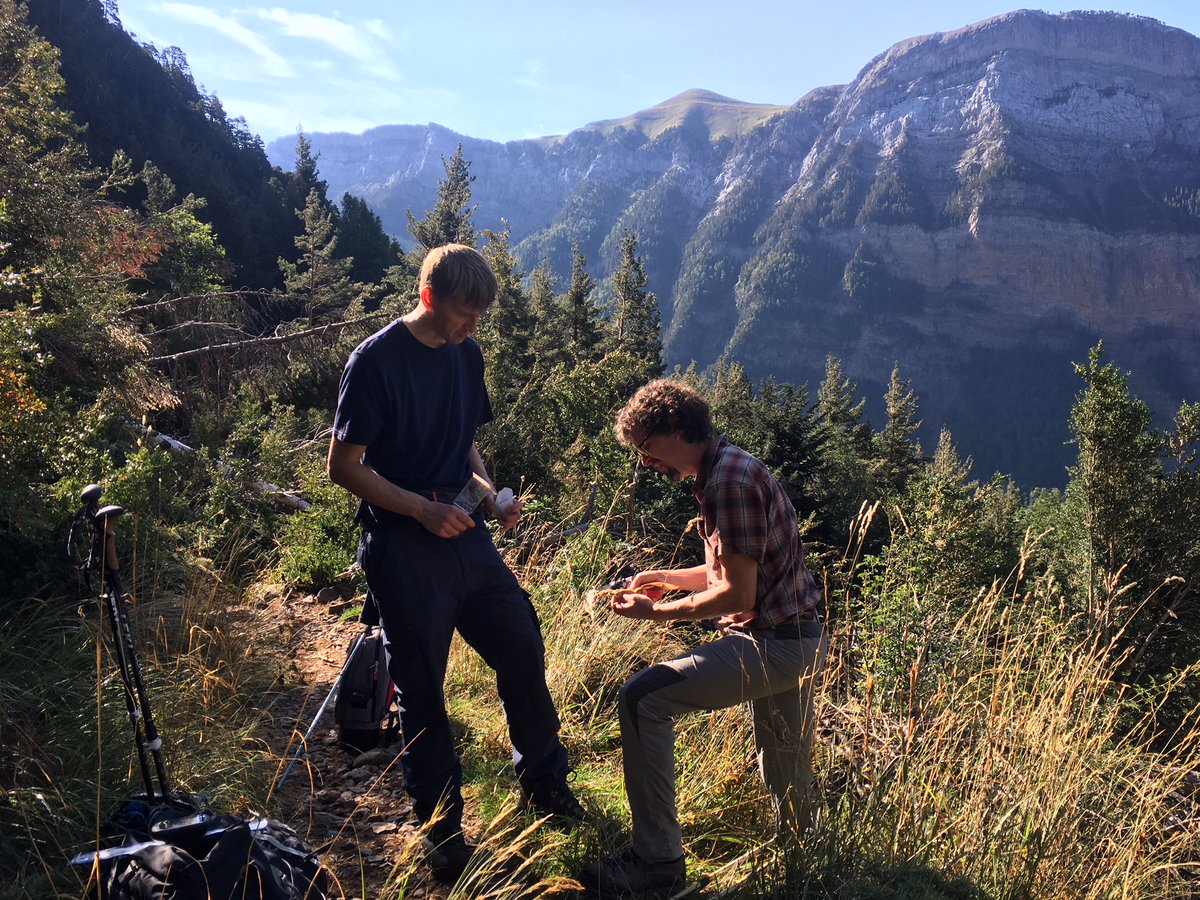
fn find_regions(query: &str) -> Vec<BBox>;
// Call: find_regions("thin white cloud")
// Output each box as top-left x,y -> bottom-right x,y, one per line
255,8 -> 398,79
365,18 -> 393,41
159,2 -> 293,78
514,58 -> 547,90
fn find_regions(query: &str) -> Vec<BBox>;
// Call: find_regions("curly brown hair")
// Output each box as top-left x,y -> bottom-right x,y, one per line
615,378 -> 714,446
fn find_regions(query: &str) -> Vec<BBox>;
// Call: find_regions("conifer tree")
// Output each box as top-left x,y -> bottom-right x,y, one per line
818,354 -> 872,454
287,129 -> 330,216
527,260 -> 567,366
607,230 -> 662,378
560,243 -> 604,363
754,376 -> 828,519
1063,343 -> 1161,644
476,223 -> 539,489
279,189 -> 359,326
479,223 -> 534,394
872,363 -> 924,498
407,143 -> 477,253
811,354 -> 876,539
709,356 -> 756,443
336,193 -> 401,286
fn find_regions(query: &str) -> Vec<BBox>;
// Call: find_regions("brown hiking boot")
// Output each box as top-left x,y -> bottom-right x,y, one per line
578,848 -> 686,898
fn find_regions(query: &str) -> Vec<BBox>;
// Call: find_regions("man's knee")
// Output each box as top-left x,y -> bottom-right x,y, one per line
619,663 -> 687,736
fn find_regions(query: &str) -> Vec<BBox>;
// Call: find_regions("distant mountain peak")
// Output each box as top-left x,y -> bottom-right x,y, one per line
578,88 -> 791,141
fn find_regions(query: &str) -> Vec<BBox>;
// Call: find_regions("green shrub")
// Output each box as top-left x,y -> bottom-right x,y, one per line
276,452 -> 358,589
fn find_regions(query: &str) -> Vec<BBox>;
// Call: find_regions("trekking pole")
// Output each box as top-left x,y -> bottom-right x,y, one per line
275,628 -> 368,792
76,484 -> 172,801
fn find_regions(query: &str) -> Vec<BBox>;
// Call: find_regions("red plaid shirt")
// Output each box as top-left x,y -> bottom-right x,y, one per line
693,436 -> 821,626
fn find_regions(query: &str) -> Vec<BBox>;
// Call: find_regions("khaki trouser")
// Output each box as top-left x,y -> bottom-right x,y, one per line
617,626 -> 827,864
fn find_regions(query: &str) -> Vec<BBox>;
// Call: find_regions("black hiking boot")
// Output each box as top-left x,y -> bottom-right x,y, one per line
518,773 -> 587,823
422,828 -> 476,883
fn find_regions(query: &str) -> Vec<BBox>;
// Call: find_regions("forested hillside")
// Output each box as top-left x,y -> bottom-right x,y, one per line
3,1 -> 1200,897
276,10 -> 1200,487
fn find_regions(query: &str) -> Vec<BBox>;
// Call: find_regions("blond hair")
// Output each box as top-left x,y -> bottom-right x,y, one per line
419,244 -> 498,310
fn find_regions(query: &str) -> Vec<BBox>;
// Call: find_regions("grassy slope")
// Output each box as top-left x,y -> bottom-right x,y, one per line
572,89 -> 792,141
5,516 -> 1199,898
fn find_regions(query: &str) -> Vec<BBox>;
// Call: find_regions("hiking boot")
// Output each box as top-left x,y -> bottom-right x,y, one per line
578,848 -> 686,898
518,773 -> 587,823
422,830 -> 476,883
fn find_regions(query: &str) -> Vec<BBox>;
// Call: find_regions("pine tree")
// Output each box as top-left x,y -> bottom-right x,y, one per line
479,223 -> 534,392
527,260 -> 566,366
407,143 -> 476,253
607,230 -> 662,379
709,356 -> 755,444
279,189 -> 358,326
560,243 -> 604,363
1063,343 -> 1161,644
872,363 -> 924,498
818,354 -> 872,454
812,354 -> 876,539
755,377 -> 828,519
336,193 -> 401,286
287,129 -> 329,214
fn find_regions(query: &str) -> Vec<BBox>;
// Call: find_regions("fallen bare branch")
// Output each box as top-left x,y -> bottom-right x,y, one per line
148,312 -> 385,364
128,421 -> 312,511
123,290 -> 280,316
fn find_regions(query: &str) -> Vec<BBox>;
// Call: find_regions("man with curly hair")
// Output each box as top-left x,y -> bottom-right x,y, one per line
581,378 -> 827,898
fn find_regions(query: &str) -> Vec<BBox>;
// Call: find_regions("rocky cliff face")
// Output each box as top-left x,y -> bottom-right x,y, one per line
268,12 -> 1200,487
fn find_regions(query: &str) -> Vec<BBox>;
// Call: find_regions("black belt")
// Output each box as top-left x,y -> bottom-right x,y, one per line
357,489 -> 478,530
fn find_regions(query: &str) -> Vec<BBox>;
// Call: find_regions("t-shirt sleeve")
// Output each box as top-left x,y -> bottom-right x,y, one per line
332,350 -> 385,447
709,477 -> 768,563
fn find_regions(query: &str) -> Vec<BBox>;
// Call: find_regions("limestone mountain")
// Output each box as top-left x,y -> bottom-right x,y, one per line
268,11 -> 1200,487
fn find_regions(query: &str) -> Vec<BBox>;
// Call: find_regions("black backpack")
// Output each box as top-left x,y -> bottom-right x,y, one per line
333,623 -> 399,753
77,798 -> 330,900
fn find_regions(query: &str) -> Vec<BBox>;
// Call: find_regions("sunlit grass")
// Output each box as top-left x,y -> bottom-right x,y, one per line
3,509 -> 1198,898
437,521 -> 1200,898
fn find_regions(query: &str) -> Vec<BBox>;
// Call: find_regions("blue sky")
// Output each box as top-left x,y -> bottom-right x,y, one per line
113,1 -> 1200,144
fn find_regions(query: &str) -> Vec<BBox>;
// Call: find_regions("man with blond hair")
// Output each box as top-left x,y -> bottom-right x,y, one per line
581,378 -> 827,898
328,244 -> 583,883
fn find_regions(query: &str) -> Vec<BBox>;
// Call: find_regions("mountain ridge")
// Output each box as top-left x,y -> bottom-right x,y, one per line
266,10 -> 1200,487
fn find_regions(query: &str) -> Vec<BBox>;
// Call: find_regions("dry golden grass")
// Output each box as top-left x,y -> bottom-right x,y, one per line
8,510 -> 1198,898
439,520 -> 1200,897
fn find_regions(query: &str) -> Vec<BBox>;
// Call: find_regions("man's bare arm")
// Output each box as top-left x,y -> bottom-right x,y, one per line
612,552 -> 757,622
469,442 -> 522,530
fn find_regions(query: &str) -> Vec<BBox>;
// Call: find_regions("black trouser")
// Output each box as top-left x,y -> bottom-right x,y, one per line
357,516 -> 568,832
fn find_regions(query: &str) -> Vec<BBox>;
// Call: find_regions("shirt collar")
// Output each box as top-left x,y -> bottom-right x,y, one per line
693,435 -> 727,498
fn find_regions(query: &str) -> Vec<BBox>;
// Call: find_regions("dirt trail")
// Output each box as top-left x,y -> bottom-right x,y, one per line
249,585 -> 451,900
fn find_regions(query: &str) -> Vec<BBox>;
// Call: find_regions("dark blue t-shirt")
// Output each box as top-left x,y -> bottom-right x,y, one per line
332,319 -> 493,495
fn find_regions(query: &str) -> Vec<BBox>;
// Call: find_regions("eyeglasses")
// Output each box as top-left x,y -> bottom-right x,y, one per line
633,430 -> 664,466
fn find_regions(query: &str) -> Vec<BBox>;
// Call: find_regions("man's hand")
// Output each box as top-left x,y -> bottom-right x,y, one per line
483,492 -> 522,532
417,499 -> 475,538
629,572 -> 666,600
610,589 -> 658,620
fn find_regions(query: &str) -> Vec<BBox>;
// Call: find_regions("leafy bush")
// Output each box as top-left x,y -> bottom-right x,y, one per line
275,451 -> 359,589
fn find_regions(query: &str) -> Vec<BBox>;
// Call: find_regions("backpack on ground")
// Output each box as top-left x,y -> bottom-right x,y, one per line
86,799 -> 330,900
334,623 -> 399,753
68,486 -> 332,900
